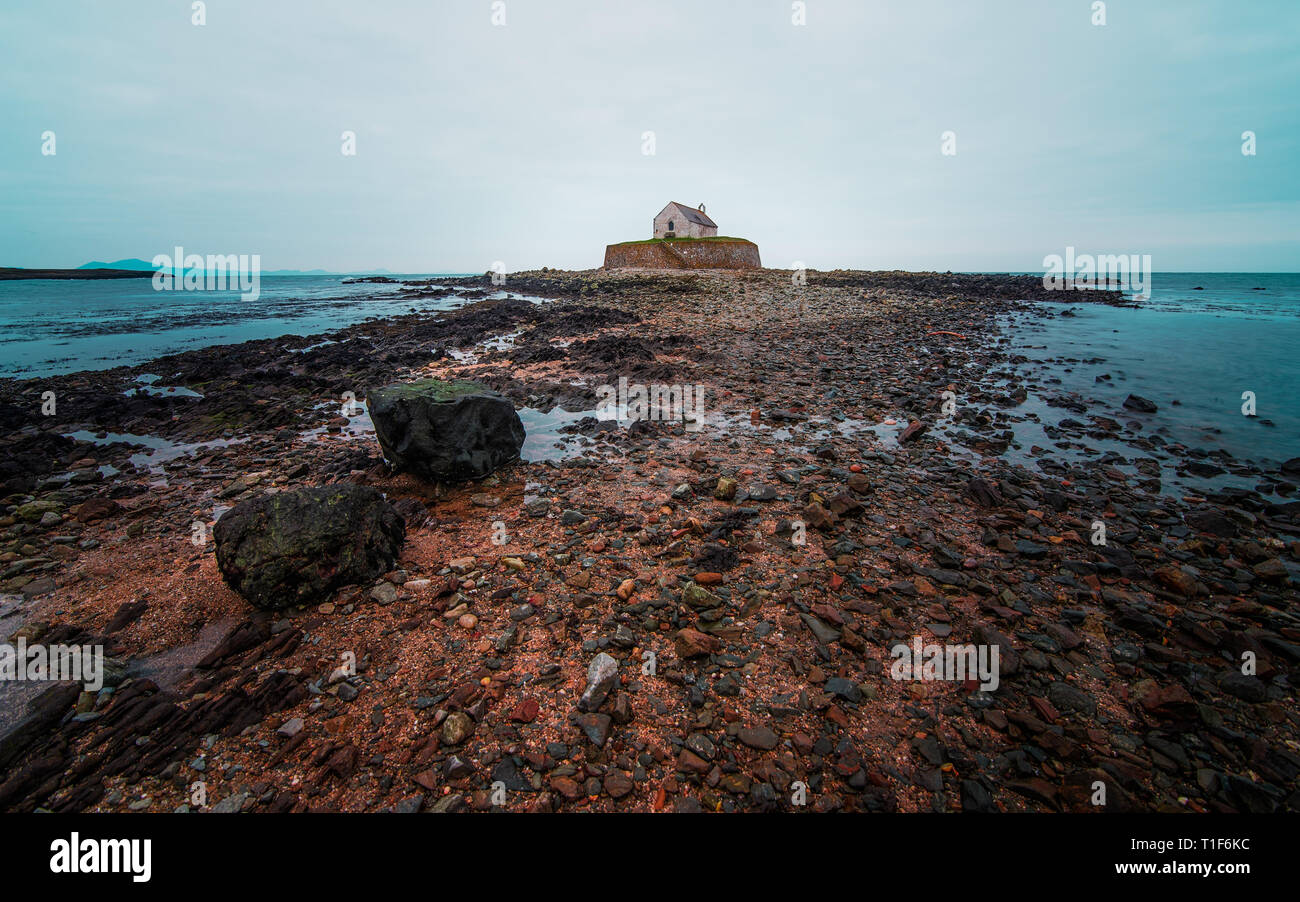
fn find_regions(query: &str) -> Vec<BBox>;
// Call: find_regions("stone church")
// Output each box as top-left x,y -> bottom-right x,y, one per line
653,202 -> 717,239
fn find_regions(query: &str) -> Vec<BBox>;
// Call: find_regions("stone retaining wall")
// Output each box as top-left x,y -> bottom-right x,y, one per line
603,239 -> 761,270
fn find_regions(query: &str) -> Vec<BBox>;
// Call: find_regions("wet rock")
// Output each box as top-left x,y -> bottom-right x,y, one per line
214,483 -> 405,610
367,379 -> 525,482
899,421 -> 928,443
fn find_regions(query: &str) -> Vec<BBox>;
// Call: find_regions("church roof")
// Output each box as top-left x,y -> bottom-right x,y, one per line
661,202 -> 717,228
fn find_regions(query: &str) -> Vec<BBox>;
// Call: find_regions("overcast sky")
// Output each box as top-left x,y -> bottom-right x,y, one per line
1,0 -> 1296,272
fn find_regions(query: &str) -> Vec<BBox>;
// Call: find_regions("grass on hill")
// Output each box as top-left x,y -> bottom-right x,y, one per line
610,236 -> 753,246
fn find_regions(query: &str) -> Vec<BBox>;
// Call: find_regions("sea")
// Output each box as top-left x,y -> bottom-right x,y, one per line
997,272 -> 1299,467
1,270 -> 1297,466
0,274 -> 473,379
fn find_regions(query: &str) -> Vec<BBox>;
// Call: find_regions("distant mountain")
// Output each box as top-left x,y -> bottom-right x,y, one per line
78,258 -> 161,271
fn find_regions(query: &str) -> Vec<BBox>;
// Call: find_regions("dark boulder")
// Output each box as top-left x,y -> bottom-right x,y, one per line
367,379 -> 525,482
214,483 -> 404,609
1184,508 -> 1238,538
1122,394 -> 1158,413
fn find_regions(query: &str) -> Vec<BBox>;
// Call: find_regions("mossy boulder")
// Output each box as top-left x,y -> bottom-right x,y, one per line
213,483 -> 405,609
367,379 -> 525,482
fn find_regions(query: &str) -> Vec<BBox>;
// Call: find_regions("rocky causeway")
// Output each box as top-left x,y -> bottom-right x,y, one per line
0,268 -> 1296,813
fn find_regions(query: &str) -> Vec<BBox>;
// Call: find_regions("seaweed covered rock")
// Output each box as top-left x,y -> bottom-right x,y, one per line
214,483 -> 405,609
367,379 -> 525,482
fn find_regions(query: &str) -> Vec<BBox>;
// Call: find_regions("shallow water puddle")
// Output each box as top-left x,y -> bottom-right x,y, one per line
64,430 -> 247,475
294,399 -> 603,463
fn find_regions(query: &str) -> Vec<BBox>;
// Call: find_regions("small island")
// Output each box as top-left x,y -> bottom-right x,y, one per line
604,202 -> 761,269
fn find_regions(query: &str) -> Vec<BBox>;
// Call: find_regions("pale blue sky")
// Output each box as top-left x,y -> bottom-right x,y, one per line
1,0 -> 1296,272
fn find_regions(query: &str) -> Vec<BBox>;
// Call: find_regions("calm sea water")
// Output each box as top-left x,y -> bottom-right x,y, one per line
998,272 -> 1300,466
0,274 -> 472,378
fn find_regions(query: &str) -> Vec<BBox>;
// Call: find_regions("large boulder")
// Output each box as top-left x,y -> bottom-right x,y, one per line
367,379 -> 525,482
214,483 -> 404,609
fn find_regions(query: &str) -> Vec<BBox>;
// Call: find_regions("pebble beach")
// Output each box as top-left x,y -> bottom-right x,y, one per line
1,268 -> 1296,814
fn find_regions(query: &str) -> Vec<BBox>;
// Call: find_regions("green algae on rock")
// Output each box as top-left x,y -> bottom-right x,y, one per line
367,379 -> 525,483
213,483 -> 404,609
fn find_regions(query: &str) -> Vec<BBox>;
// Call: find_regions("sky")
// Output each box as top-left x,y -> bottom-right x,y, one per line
1,0 -> 1297,273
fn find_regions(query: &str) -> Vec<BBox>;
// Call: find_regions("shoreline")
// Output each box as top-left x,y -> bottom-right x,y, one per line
1,268 -> 1296,813
0,267 -> 156,281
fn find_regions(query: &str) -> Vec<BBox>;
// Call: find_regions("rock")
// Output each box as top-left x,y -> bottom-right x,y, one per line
1123,394 -> 1158,413
574,712 -> 612,747
210,792 -> 249,813
965,478 -> 1002,508
1047,681 -> 1097,716
824,491 -> 863,517
367,379 -> 525,482
899,421 -> 928,443
21,577 -> 55,599
1014,540 -> 1048,560
441,711 -> 474,746
1218,672 -> 1266,703
801,501 -> 837,531
825,677 -> 862,703
714,477 -> 738,500
972,624 -> 1021,677
674,628 -> 721,658
800,613 -> 841,645
509,697 -> 539,723
1152,565 -> 1197,597
15,500 -> 60,523
213,484 -> 405,610
737,726 -> 779,750
1252,558 -> 1288,582
1184,509 -> 1237,538
369,582 -> 399,604
1133,679 -> 1196,719
578,652 -> 619,712
603,770 -> 634,798
681,581 -> 721,609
